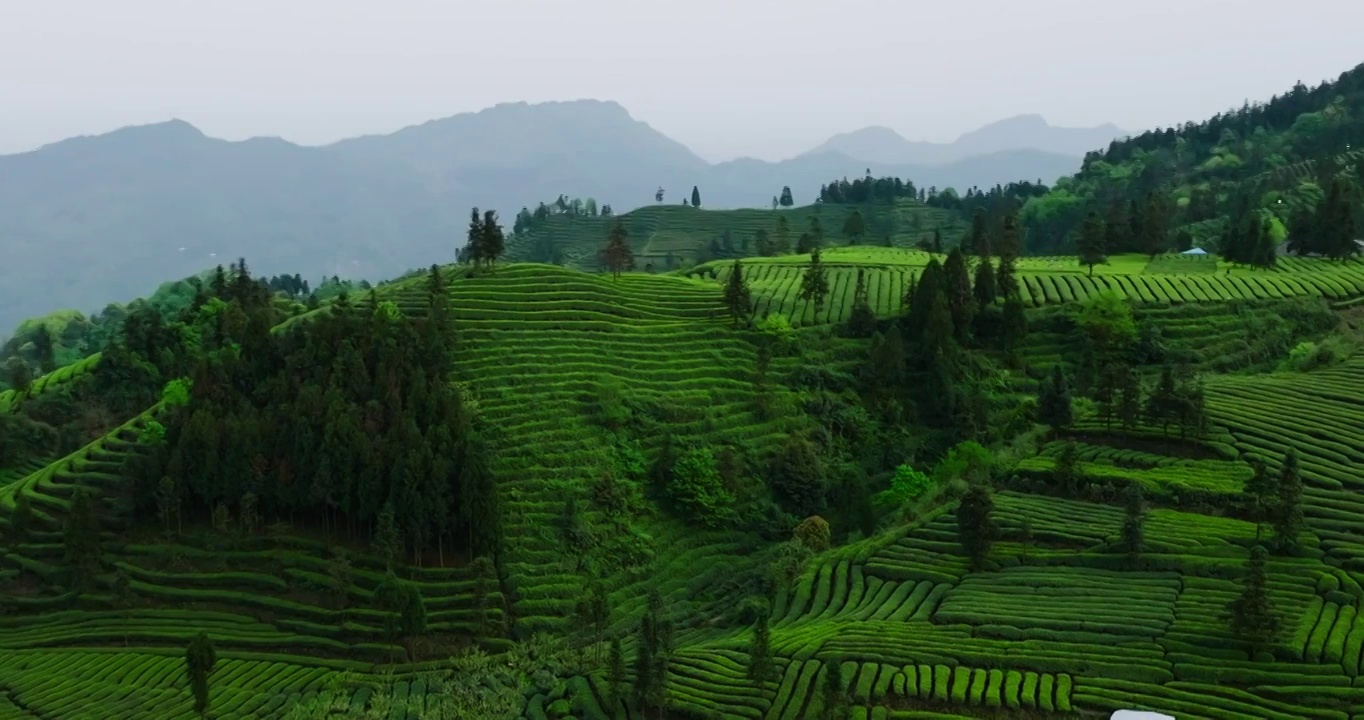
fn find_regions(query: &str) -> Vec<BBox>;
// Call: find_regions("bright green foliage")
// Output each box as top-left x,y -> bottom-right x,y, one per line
886,465 -> 933,504
668,446 -> 735,527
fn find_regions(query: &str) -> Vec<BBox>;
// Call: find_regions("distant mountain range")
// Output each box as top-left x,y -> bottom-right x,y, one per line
803,114 -> 1128,166
0,100 -> 1124,332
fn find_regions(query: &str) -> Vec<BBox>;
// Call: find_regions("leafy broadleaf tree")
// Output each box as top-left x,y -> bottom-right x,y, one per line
1225,545 -> 1281,659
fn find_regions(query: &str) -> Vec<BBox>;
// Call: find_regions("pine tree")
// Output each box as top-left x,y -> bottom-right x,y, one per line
723,261 -> 753,327
600,220 -> 634,278
932,228 -> 944,255
1243,460 -> 1275,541
31,326 -> 56,374
1225,545 -> 1281,659
1253,217 -> 1278,268
747,608 -> 775,682
775,215 -> 792,254
1121,482 -> 1146,564
1145,365 -> 1180,438
465,207 -> 484,264
798,248 -> 831,323
692,185 -> 701,208
942,248 -> 974,345
1078,210 -> 1107,275
1037,365 -> 1073,431
842,210 -> 866,244
1117,366 -> 1143,430
996,214 -> 1020,297
63,488 -> 101,590
1272,449 -> 1305,552
973,258 -> 996,309
1001,294 -> 1027,366
1105,200 -> 1129,255
847,268 -> 877,337
480,210 -> 505,268
820,661 -> 848,720
957,482 -> 998,572
780,186 -> 794,207
1143,192 -> 1168,256
966,208 -> 988,257
755,228 -> 773,256
185,631 -> 218,717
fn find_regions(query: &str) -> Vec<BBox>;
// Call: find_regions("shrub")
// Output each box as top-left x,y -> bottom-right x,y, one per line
758,313 -> 795,345
793,516 -> 831,552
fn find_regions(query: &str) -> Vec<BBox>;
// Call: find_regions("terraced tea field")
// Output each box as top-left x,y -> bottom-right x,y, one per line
504,201 -> 967,269
689,247 -> 1364,324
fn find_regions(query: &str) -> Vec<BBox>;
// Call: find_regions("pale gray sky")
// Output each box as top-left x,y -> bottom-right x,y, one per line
3,0 -> 1362,162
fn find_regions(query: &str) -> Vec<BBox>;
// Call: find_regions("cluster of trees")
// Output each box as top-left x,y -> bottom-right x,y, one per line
512,195 -> 613,235
1219,207 -> 1280,267
125,264 -> 502,566
1286,177 -> 1359,259
817,174 -> 918,204
771,186 -> 795,209
462,208 -> 507,268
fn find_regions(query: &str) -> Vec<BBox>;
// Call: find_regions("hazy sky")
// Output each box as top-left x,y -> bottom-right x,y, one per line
3,0 -> 1362,162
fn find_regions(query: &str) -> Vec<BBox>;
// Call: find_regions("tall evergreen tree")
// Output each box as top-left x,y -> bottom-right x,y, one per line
747,607 -> 775,682
465,207 -> 484,264
942,248 -> 975,345
480,210 -> 506,268
848,268 -> 877,337
957,482 -> 998,572
779,186 -> 794,207
1121,482 -> 1146,564
1078,210 -> 1107,275
30,326 -> 56,374
63,488 -> 101,590
775,215 -> 792,254
798,248 -> 831,323
1225,545 -> 1280,659
966,208 -> 987,257
932,228 -> 943,254
842,210 -> 866,244
973,258 -> 997,309
1116,366 -> 1143,430
723,261 -> 753,327
1037,365 -> 1073,431
1243,460 -> 1275,541
185,631 -> 218,717
600,220 -> 635,278
1143,191 -> 1168,256
1272,449 -> 1305,552
755,228 -> 774,256
692,185 -> 701,208
1001,294 -> 1027,366
996,214 -> 1020,297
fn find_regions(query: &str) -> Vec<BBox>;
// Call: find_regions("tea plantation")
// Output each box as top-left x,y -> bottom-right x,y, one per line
2,242 -> 1364,720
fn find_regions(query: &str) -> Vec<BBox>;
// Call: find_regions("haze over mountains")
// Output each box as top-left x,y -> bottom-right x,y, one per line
0,99 -> 1124,332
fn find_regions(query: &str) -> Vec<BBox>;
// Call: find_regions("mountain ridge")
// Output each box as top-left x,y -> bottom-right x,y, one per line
803,114 -> 1128,166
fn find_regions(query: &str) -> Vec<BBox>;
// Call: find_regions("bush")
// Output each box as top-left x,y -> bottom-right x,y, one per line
793,516 -> 831,552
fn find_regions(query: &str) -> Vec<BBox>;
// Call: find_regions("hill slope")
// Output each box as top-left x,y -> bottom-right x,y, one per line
806,114 -> 1127,166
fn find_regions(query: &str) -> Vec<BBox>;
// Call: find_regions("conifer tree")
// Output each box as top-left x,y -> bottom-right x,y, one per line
942,248 -> 974,345
1143,192 -> 1168,256
63,488 -> 101,590
932,228 -> 943,255
1116,366 -> 1143,430
723,261 -> 753,327
31,326 -> 56,374
1272,449 -> 1305,552
1122,482 -> 1146,564
1243,460 -> 1275,541
755,228 -> 773,256
465,207 -> 484,264
1145,365 -> 1180,438
996,214 -> 1020,297
973,258 -> 996,309
1037,365 -> 1073,431
746,607 -> 775,682
780,186 -> 794,207
1225,545 -> 1280,659
691,185 -> 701,208
374,501 -> 401,571
185,631 -> 218,717
798,248 -> 830,323
480,210 -> 505,268
966,208 -> 988,257
1001,294 -> 1027,366
600,220 -> 634,278
775,215 -> 792,254
842,210 -> 866,244
1078,210 -> 1107,276
957,482 -> 998,572
808,216 -> 824,248
847,268 -> 877,337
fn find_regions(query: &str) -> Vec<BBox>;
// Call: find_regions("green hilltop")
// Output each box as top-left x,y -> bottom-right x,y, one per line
2,65 -> 1364,720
